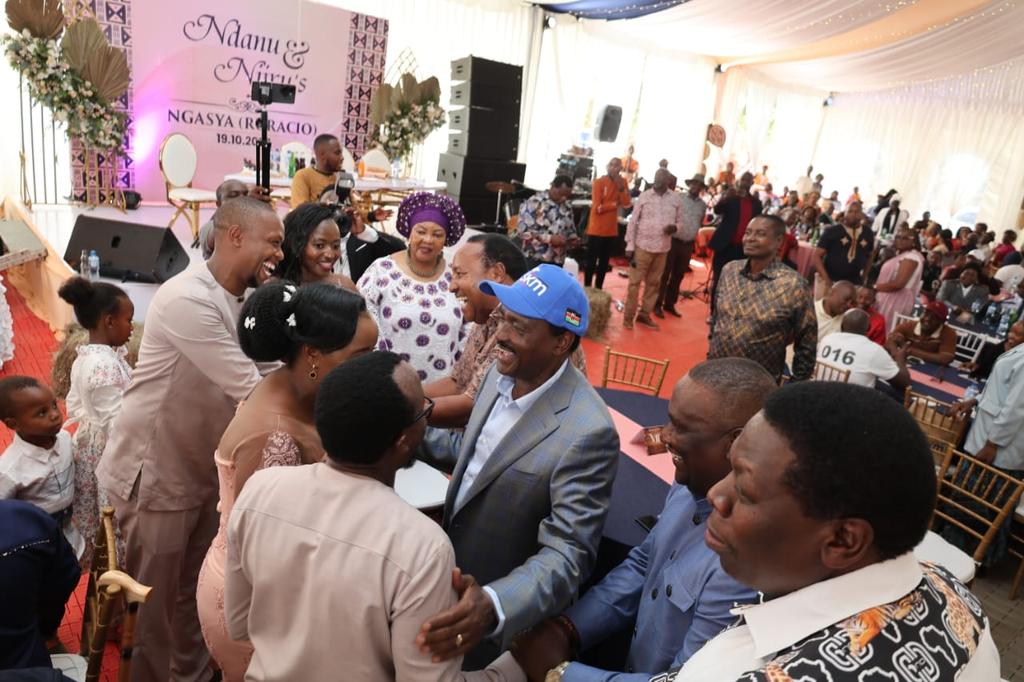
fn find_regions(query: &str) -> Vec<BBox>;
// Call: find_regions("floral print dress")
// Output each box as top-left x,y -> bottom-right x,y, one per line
64,344 -> 132,567
358,256 -> 469,383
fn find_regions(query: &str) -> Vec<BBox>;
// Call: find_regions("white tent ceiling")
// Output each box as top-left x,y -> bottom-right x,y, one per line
554,0 -> 1024,92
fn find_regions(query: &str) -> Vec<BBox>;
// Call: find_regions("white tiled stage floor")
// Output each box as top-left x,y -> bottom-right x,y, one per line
29,203 -> 212,322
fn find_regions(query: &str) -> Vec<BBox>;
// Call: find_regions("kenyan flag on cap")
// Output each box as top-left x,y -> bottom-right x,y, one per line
564,308 -> 582,327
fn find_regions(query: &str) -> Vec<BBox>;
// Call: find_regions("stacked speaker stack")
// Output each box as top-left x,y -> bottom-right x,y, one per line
438,56 -> 526,226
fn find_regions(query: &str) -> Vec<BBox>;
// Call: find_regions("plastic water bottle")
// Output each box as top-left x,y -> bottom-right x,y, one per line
985,303 -> 1001,330
964,382 -> 981,402
287,153 -> 297,178
79,249 -> 90,278
970,298 -> 983,317
997,309 -> 1012,339
271,148 -> 281,175
88,250 -> 100,280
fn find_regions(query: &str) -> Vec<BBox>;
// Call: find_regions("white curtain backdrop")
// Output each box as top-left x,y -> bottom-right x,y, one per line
320,0 -> 542,179
813,56 -> 1024,231
524,14 -> 715,188
713,68 -> 826,190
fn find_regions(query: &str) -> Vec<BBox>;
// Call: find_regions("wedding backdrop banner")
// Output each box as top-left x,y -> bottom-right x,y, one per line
131,1 -> 387,201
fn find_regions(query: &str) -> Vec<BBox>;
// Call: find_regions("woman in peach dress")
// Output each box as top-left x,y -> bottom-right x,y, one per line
196,281 -> 377,681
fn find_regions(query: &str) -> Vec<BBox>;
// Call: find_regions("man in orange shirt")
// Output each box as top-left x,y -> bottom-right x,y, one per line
584,158 -> 632,289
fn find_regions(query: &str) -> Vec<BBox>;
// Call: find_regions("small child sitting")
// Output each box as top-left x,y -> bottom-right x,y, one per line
0,375 -> 83,558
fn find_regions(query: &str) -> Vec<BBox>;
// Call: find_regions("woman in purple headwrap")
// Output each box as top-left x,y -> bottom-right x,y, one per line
357,192 -> 469,383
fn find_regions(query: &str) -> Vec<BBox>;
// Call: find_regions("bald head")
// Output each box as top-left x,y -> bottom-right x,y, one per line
687,358 -> 776,425
841,308 -> 871,335
653,168 -> 672,192
215,180 -> 248,206
824,280 -> 856,316
213,195 -> 276,233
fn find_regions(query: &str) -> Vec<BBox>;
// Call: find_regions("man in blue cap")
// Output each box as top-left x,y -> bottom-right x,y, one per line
417,264 -> 620,670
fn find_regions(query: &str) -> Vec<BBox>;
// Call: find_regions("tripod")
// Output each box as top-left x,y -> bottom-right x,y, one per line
254,108 -> 271,192
679,249 -> 714,305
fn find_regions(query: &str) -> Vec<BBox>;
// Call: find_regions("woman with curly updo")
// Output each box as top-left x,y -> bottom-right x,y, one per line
196,281 -> 377,681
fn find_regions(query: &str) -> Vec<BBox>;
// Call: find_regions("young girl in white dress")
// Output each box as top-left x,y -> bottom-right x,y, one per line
58,276 -> 134,566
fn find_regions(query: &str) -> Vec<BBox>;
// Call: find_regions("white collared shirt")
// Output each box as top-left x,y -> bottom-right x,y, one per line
0,431 -> 84,557
673,553 -> 1000,681
455,359 -> 569,636
334,226 -> 380,279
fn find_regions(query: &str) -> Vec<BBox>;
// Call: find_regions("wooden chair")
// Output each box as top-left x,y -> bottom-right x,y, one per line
932,448 -> 1024,564
925,434 -> 954,470
812,361 -> 851,382
1009,519 -> 1024,599
601,346 -> 669,396
86,571 -> 152,682
159,133 -> 217,246
903,390 -> 968,446
79,508 -> 118,658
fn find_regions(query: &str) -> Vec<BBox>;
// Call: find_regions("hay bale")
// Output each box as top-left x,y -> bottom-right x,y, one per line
585,287 -> 612,340
51,322 -> 144,400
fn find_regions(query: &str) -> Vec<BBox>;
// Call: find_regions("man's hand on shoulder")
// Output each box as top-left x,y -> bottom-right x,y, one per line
416,568 -> 497,662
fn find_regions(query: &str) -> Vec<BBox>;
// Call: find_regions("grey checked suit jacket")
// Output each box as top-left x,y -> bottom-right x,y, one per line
421,362 -> 620,656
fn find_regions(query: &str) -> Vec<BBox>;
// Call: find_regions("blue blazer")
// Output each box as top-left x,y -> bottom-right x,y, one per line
422,362 -> 620,652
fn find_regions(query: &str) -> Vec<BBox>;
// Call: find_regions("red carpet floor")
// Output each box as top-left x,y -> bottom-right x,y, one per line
579,257 -> 713,393
0,284 -> 120,678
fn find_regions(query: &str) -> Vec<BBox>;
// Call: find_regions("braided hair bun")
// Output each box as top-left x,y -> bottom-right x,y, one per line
237,281 -> 368,365
237,281 -> 299,362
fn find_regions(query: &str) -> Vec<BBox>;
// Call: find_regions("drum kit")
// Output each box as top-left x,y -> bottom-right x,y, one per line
477,179 -> 534,234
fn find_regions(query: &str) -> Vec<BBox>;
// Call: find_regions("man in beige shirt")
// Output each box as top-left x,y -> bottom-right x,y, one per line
96,197 -> 284,682
226,352 -> 522,681
814,279 -> 855,346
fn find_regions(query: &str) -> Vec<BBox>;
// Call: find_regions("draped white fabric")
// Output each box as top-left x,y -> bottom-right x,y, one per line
755,0 -> 1024,92
713,69 -> 826,192
582,0 -> 891,59
521,16 -> 716,187
812,56 -> 1024,231
319,0 -> 542,178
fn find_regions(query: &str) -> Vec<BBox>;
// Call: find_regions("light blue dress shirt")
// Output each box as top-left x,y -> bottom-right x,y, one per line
454,360 -> 570,635
561,484 -> 757,681
966,343 -> 1024,471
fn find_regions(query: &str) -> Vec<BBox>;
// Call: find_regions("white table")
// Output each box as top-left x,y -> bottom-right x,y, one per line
394,460 -> 449,511
223,172 -> 447,193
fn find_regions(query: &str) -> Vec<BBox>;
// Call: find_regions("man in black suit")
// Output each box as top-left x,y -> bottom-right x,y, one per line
709,171 -> 762,309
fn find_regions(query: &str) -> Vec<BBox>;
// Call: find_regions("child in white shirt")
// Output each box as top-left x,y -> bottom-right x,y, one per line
0,375 -> 83,557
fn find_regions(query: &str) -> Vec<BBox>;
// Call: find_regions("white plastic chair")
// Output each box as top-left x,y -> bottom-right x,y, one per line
159,133 -> 217,246
953,327 -> 986,365
361,148 -> 390,175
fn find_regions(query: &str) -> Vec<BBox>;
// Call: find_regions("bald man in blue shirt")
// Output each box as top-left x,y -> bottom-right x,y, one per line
511,359 -> 774,681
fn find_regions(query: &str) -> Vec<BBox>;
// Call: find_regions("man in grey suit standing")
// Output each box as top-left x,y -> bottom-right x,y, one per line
417,264 -> 620,669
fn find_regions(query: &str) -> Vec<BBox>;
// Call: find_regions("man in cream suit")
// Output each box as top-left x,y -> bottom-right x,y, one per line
417,265 -> 620,669
96,197 -> 284,682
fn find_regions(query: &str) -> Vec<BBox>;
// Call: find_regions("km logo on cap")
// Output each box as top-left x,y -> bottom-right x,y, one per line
521,271 -> 548,296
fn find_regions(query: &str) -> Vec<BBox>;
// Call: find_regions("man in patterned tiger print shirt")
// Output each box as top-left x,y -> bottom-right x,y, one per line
646,382 -> 999,682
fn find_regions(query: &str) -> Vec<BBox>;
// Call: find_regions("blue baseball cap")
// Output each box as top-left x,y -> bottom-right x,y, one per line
480,264 -> 589,336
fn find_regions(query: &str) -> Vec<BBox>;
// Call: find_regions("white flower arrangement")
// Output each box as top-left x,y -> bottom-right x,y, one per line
370,73 -> 446,161
3,30 -> 127,154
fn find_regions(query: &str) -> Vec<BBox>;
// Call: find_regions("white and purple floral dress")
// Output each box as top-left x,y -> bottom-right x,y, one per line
357,256 -> 469,383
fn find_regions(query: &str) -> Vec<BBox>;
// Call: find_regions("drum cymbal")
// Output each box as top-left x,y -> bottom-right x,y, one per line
485,181 -> 517,194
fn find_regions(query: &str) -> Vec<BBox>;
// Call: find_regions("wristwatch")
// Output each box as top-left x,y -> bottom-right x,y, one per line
545,661 -> 571,682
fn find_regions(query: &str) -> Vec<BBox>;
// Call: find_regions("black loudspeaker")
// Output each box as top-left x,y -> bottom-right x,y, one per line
63,215 -> 190,284
596,105 -> 622,142
448,106 -> 519,160
450,56 -> 522,110
438,153 -> 526,200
